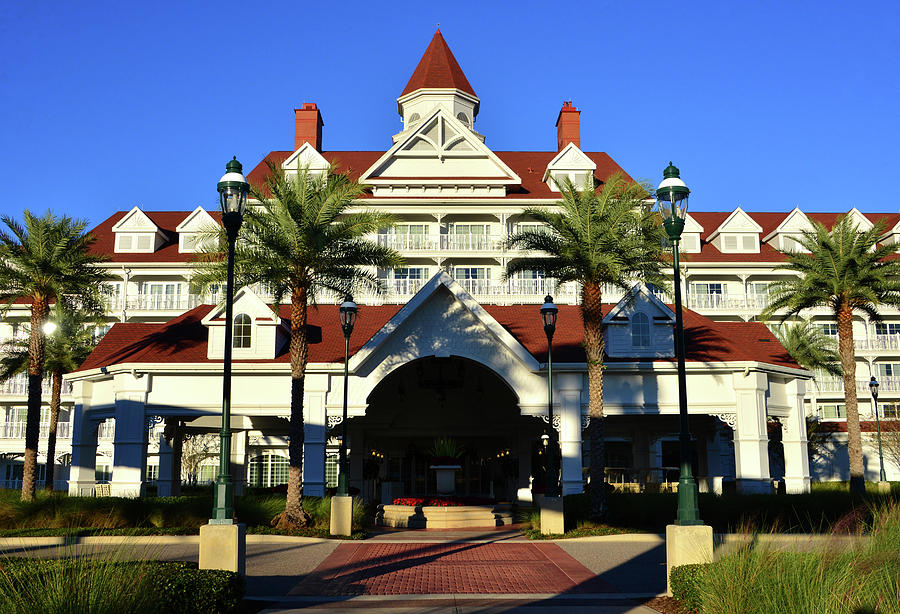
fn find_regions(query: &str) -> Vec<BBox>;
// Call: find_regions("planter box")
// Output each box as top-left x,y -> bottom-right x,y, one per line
429,464 -> 461,495
376,504 -> 514,529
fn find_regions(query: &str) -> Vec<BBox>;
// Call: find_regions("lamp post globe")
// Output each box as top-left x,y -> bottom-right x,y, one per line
540,295 -> 559,498
212,157 -> 249,524
656,163 -> 701,526
338,296 -> 357,496
870,376 -> 888,482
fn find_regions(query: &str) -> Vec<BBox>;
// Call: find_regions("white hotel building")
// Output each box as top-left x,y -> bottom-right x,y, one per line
1,32 -> 897,498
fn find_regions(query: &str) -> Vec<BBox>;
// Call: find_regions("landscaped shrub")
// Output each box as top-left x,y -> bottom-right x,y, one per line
0,558 -> 243,614
669,563 -> 709,613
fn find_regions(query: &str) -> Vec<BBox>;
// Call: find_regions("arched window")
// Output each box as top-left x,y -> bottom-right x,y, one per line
407,113 -> 420,128
233,313 -> 251,348
456,112 -> 470,127
632,312 -> 650,347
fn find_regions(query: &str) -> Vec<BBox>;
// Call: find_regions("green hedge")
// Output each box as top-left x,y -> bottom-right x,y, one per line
669,563 -> 709,613
0,559 -> 244,614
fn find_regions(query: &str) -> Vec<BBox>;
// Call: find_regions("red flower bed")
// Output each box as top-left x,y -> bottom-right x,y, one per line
392,496 -> 496,507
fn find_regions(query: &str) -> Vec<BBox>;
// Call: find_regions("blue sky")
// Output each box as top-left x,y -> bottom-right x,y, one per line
1,1 -> 898,228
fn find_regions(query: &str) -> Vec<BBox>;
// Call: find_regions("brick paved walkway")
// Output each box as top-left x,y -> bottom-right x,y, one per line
291,542 -> 615,596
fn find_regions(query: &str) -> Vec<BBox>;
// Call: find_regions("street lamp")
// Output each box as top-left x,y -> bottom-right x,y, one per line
541,295 -> 559,497
338,296 -> 357,496
212,157 -> 249,523
656,162 -> 701,526
869,376 -> 888,482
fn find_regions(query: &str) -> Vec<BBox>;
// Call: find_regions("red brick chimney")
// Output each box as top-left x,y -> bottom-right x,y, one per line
556,101 -> 581,151
294,103 -> 324,151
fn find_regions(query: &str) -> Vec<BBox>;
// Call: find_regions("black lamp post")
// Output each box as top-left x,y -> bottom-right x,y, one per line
212,157 -> 249,524
656,162 -> 701,526
541,295 -> 559,498
337,296 -> 358,496
869,376 -> 888,482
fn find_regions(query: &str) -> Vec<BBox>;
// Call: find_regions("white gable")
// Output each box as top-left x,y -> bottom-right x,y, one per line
112,206 -> 158,232
176,206 -> 218,233
683,213 -> 704,234
602,284 -> 675,359
359,108 -> 521,198
677,214 -> 704,253
707,207 -> 763,239
708,207 -> 763,253
202,286 -> 287,360
845,207 -> 874,232
542,143 -> 597,192
762,207 -> 814,252
111,206 -> 166,253
281,142 -> 330,173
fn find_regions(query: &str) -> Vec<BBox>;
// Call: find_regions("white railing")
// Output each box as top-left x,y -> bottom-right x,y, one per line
441,234 -> 503,251
507,278 -> 556,296
0,480 -> 69,491
0,421 -> 72,439
104,293 -> 228,312
0,374 -> 73,397
813,377 -> 900,394
388,278 -> 426,296
854,335 -> 900,351
685,293 -> 772,311
377,234 -> 436,251
456,278 -> 494,295
98,421 -> 116,440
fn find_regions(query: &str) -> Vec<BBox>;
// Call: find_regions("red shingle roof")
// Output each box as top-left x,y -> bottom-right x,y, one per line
401,30 -> 476,97
76,302 -> 800,372
87,210 -> 222,263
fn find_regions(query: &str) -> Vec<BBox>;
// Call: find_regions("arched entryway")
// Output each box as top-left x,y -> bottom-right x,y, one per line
351,356 -> 545,502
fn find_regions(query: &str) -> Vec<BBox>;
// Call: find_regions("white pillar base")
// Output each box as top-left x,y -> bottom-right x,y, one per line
199,523 -> 246,575
540,496 -> 565,535
784,476 -> 811,494
69,481 -> 98,497
666,524 -> 713,596
330,495 -> 353,536
109,481 -> 143,498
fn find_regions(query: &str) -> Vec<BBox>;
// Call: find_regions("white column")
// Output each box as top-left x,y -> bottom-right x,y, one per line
732,371 -> 772,493
303,385 -> 327,497
782,378 -> 811,493
68,383 -> 100,497
156,430 -> 174,497
231,429 -> 247,496
557,372 -> 584,495
110,373 -> 150,497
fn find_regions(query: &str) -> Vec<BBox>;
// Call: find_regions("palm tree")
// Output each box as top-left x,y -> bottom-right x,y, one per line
505,173 -> 668,520
762,216 -> 900,495
0,304 -> 101,490
768,320 -> 842,376
0,211 -> 110,501
194,163 -> 402,529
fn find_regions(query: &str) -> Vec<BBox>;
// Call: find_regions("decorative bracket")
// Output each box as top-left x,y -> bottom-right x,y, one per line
145,415 -> 164,430
540,414 -> 562,432
711,413 -> 737,430
581,415 -> 591,429
327,415 -> 344,428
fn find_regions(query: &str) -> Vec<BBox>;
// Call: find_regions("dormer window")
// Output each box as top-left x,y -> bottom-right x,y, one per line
407,113 -> 421,129
233,314 -> 251,348
720,233 -> 758,253
116,233 -> 156,253
631,313 -> 650,347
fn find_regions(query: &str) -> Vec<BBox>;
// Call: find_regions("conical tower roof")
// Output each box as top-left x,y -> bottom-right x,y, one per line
401,30 -> 476,97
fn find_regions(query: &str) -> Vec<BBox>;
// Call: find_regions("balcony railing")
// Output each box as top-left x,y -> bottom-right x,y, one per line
0,374 -> 73,397
685,293 -> 772,311
813,376 -> 900,394
103,293 -> 226,312
853,335 -> 900,351
377,234 -> 436,251
0,421 -> 72,439
440,234 -> 503,251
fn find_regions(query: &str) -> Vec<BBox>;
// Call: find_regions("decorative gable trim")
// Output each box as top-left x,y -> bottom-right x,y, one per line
281,142 -> 331,173
707,207 -> 763,241
359,108 -> 521,197
762,207 -> 812,242
845,207 -> 874,232
349,271 -> 539,372
602,284 -> 675,326
202,287 -> 287,360
542,142 -> 597,192
176,206 -> 218,254
602,284 -> 675,359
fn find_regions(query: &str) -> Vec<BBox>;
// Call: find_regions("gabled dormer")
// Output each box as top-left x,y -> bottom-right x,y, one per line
281,142 -> 330,183
762,207 -> 814,252
201,287 -> 289,360
175,206 -> 218,253
879,216 -> 900,245
602,284 -> 675,358
678,214 -> 704,253
707,207 -> 763,253
360,107 -> 521,198
543,142 -> 596,192
111,207 -> 167,253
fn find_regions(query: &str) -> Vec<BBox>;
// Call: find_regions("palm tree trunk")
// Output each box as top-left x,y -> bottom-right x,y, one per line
837,307 -> 865,495
44,370 -> 62,491
22,296 -> 48,502
276,284 -> 312,528
582,282 -> 607,521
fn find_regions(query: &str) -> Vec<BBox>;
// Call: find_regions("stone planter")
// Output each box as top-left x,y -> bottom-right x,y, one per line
376,504 -> 514,528
430,464 -> 461,494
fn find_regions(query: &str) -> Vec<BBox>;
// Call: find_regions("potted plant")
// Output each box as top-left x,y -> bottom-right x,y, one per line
429,437 -> 464,495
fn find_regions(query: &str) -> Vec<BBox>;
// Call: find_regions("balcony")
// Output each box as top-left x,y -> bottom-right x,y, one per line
103,293 -> 226,312
853,335 -> 900,352
685,293 -> 772,312
441,234 -> 503,252
813,376 -> 900,394
0,421 -> 72,439
0,374 -> 73,397
377,234 -> 436,251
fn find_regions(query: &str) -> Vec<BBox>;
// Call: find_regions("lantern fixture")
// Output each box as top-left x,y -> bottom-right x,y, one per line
656,162 -> 690,241
339,296 -> 358,338
540,295 -> 558,334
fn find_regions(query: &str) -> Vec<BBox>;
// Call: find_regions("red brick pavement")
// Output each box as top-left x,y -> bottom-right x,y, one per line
291,542 -> 614,595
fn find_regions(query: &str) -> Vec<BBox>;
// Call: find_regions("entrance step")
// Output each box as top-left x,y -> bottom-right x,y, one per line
376,504 -> 514,529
